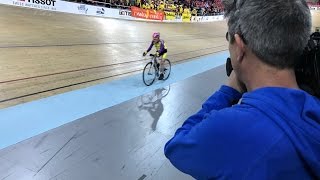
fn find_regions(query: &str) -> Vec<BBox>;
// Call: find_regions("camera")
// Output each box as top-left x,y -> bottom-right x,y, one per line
295,31 -> 320,98
226,57 -> 233,77
225,32 -> 320,98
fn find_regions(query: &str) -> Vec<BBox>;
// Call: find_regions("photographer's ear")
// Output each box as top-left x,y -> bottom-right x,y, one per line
234,34 -> 245,62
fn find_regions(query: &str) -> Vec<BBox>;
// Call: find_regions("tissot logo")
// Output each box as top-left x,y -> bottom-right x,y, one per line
12,0 -> 57,10
19,0 -> 56,6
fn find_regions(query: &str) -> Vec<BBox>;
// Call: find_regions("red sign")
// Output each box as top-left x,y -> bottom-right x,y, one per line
131,6 -> 164,21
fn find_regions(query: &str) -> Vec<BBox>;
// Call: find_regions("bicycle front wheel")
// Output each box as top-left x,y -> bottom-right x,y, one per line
143,62 -> 156,86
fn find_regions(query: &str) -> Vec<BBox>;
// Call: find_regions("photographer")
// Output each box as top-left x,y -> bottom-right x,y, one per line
164,0 -> 320,179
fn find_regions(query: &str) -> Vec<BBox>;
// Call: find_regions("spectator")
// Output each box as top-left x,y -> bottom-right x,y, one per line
136,0 -> 141,7
164,0 -> 320,179
191,8 -> 197,16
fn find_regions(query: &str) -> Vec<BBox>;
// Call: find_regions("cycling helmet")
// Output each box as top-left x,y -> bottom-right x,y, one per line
153,32 -> 160,38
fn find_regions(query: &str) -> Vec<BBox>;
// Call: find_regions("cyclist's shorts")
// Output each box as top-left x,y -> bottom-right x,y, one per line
159,49 -> 168,60
162,53 -> 167,60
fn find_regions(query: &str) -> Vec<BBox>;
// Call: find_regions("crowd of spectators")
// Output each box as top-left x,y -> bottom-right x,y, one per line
135,0 -> 224,16
307,0 -> 320,5
72,0 -> 224,16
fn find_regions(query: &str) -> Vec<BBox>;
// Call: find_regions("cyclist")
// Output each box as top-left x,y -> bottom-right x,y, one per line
143,32 -> 168,80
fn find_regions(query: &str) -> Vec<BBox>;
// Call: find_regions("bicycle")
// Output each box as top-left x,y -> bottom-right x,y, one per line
142,54 -> 171,86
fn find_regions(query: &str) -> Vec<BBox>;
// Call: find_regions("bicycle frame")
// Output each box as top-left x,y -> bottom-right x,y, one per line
149,54 -> 160,73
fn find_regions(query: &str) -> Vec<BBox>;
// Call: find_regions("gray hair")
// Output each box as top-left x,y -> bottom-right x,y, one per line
222,0 -> 312,69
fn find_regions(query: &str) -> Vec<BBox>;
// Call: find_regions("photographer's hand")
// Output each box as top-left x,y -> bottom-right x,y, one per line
228,71 -> 247,94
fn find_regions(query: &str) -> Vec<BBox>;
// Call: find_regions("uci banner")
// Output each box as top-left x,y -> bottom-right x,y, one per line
164,11 -> 175,20
131,6 -> 164,21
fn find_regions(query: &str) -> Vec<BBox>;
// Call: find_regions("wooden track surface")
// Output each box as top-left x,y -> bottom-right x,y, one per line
2,6 -> 318,109
0,5 -> 228,109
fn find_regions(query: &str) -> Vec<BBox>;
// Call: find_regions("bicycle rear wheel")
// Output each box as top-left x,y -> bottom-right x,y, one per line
143,62 -> 156,86
163,59 -> 171,80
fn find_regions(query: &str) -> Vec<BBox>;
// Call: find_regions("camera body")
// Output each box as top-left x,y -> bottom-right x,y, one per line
226,57 -> 233,77
295,31 -> 320,98
225,32 -> 320,98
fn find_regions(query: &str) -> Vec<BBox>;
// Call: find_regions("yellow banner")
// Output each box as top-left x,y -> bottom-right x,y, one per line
165,11 -> 176,20
182,13 -> 191,22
